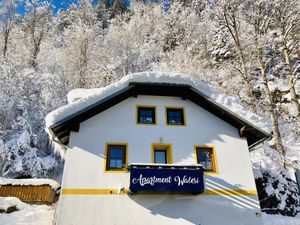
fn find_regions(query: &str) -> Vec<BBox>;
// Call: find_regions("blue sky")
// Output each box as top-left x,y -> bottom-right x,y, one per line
17,0 -> 99,15
16,0 -> 169,16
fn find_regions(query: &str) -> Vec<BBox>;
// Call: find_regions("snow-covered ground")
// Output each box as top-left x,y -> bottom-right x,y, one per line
0,196 -> 300,225
0,197 -> 55,225
263,213 -> 300,225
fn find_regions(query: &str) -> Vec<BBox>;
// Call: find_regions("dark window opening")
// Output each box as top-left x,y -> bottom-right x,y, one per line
166,108 -> 185,125
137,106 -> 156,124
106,145 -> 126,171
154,149 -> 167,164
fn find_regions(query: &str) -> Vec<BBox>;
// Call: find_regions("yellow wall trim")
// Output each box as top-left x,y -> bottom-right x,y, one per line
62,189 -> 127,195
61,188 -> 257,196
203,189 -> 257,196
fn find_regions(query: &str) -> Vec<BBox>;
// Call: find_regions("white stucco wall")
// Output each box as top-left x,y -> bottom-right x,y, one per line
57,95 -> 263,225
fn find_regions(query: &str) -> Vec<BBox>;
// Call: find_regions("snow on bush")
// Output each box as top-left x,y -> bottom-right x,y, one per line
0,65 -> 65,178
255,168 -> 300,216
263,213 -> 300,225
0,197 -> 27,213
0,115 -> 58,178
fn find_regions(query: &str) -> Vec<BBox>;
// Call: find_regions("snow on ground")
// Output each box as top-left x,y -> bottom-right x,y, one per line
0,197 -> 55,225
0,197 -> 300,225
0,197 -> 27,211
263,213 -> 300,225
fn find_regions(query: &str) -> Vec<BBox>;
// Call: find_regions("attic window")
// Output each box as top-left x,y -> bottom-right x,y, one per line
166,107 -> 186,126
137,106 -> 157,125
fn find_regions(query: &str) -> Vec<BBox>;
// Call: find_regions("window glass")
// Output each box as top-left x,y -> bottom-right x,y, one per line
137,107 -> 156,124
106,145 -> 126,171
196,147 -> 215,172
154,150 -> 167,164
166,108 -> 185,125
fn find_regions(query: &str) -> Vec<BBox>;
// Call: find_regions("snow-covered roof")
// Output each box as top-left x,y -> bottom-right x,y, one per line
46,72 -> 270,146
0,177 -> 60,190
46,72 -> 217,127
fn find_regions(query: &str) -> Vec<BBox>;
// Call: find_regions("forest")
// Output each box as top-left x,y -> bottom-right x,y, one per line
0,0 -> 299,215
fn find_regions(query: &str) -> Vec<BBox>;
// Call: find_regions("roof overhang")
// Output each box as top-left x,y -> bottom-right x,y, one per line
50,82 -> 270,146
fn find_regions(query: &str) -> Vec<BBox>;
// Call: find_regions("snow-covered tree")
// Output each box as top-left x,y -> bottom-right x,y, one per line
213,0 -> 257,111
21,0 -> 52,68
0,0 -> 22,57
0,0 -> 299,214
242,0 -> 286,166
271,0 -> 300,134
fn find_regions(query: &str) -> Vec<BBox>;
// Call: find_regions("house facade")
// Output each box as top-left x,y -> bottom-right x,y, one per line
47,73 -> 269,225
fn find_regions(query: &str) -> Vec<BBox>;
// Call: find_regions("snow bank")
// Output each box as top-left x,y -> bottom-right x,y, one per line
0,197 -> 55,225
0,177 -> 60,190
46,72 -> 270,133
263,213 -> 300,225
0,197 -> 27,211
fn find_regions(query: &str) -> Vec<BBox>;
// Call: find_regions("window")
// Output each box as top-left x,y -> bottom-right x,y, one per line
165,107 -> 186,126
154,150 -> 167,164
105,144 -> 127,172
152,144 -> 173,164
195,146 -> 218,173
136,106 -> 157,125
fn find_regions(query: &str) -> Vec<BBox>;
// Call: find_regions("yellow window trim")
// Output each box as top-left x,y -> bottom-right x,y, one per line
136,105 -> 158,126
165,106 -> 186,127
151,143 -> 173,164
194,145 -> 219,175
104,142 -> 128,173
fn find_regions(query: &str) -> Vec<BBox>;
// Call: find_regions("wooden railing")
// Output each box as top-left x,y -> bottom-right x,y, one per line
0,184 -> 57,204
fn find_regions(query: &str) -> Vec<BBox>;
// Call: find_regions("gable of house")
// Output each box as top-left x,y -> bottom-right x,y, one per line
48,80 -> 270,146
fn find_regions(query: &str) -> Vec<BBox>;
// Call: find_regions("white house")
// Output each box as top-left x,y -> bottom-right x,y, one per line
46,72 -> 270,225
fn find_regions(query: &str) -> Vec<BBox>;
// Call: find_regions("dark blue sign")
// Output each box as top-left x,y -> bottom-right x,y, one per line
129,167 -> 204,194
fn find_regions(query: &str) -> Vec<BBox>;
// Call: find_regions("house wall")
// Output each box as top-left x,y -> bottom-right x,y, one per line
57,95 -> 263,225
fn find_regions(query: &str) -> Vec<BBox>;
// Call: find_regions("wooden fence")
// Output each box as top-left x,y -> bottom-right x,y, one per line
0,184 -> 57,204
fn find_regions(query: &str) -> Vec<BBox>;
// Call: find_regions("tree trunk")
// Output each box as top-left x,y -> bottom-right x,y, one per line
235,39 -> 256,112
30,30 -> 44,68
258,46 -> 286,167
78,38 -> 89,88
223,10 -> 256,112
3,23 -> 11,57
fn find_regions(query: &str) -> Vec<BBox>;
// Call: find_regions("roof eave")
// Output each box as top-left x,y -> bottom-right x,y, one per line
49,82 -> 270,146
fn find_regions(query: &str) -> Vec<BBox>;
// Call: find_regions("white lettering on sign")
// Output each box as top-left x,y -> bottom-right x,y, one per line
132,174 -> 172,186
131,174 -> 200,187
174,175 -> 200,186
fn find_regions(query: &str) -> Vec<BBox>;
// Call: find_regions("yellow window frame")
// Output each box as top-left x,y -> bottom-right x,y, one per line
151,143 -> 173,164
165,106 -> 186,127
194,145 -> 219,175
104,142 -> 128,173
136,105 -> 158,126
